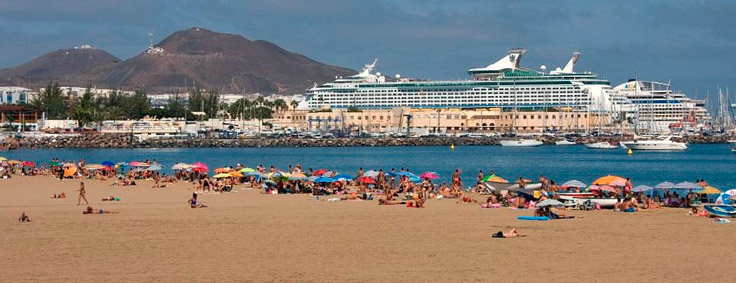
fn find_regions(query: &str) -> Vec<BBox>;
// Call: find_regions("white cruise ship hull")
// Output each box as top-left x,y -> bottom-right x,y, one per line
499,140 -> 543,147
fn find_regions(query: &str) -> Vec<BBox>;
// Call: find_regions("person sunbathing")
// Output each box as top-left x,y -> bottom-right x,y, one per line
83,206 -> 118,214
535,207 -> 574,219
101,196 -> 118,201
492,228 -> 525,238
378,199 -> 406,205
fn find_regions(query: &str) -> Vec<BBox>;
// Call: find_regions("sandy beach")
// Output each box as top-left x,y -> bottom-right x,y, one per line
1,176 -> 734,282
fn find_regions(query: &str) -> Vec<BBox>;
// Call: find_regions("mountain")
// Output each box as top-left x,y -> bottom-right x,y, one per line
98,27 -> 355,94
0,47 -> 120,88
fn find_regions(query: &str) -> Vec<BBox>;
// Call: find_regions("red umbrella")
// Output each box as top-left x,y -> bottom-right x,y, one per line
190,162 -> 208,170
21,161 -> 36,168
358,176 -> 376,184
312,169 -> 327,176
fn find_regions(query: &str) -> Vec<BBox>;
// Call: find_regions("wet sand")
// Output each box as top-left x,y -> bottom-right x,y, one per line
1,176 -> 733,282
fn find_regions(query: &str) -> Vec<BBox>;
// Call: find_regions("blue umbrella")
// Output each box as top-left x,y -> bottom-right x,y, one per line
246,171 -> 263,177
101,161 -> 115,167
315,177 -> 335,183
307,176 -> 319,182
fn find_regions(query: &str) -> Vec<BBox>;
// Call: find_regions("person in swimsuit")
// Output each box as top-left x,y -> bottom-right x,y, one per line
83,206 -> 118,214
77,182 -> 89,205
492,228 -> 525,238
18,212 -> 31,223
188,193 -> 207,208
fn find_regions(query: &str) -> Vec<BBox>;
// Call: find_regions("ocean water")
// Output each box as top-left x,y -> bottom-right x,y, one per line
4,144 -> 735,189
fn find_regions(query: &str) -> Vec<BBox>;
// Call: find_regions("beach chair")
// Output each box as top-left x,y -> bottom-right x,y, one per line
579,200 -> 596,211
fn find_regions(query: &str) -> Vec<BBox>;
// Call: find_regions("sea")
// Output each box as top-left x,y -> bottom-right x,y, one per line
4,144 -> 735,190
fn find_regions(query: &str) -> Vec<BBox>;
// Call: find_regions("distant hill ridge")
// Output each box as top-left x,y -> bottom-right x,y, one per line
0,27 -> 355,94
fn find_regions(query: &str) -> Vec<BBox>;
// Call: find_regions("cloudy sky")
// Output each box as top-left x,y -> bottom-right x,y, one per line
1,0 -> 734,98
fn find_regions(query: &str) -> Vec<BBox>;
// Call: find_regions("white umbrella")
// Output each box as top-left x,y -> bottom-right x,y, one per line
674,182 -> 700,190
171,163 -> 189,170
536,199 -> 564,207
655,182 -> 675,189
363,170 -> 379,178
631,185 -> 654,193
561,180 -> 586,188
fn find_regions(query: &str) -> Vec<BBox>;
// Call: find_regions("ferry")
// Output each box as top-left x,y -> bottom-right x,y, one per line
304,49 -> 635,121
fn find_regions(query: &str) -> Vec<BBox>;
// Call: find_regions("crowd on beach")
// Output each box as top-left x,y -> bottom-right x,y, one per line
3,156 -> 729,218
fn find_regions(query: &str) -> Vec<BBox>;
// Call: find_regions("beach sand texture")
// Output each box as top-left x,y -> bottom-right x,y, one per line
1,177 -> 734,282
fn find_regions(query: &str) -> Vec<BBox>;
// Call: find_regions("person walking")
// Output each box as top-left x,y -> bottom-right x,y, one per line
77,182 -> 89,205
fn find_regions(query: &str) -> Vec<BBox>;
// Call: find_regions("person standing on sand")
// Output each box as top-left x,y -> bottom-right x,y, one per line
77,182 -> 89,205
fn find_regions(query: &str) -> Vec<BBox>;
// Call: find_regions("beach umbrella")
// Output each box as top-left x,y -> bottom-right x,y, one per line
482,174 -> 508,183
333,174 -> 353,181
264,179 -> 277,185
7,160 -> 21,165
321,171 -> 339,177
84,164 -> 105,170
246,171 -> 263,177
63,166 -> 77,177
101,161 -> 115,167
21,161 -> 35,168
631,185 -> 654,193
419,172 -> 439,179
561,180 -> 586,188
588,185 -> 616,192
307,176 -> 319,182
357,176 -> 376,184
715,189 -> 736,205
116,162 -> 129,168
268,171 -> 288,179
62,162 -> 77,168
288,172 -> 308,180
229,171 -> 244,178
314,176 -> 335,183
363,170 -> 379,178
171,163 -> 189,170
654,182 -> 675,189
213,173 -> 232,178
190,162 -> 208,170
214,167 -> 231,173
239,167 -> 255,173
130,161 -> 149,167
674,182 -> 701,190
592,175 -> 626,186
147,164 -> 163,171
49,161 -> 61,166
537,199 -> 564,207
702,186 -> 722,195
0,157 -> 6,161
312,169 -> 327,176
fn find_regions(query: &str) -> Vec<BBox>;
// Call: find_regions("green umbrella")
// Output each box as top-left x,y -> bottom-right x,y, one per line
239,167 -> 255,173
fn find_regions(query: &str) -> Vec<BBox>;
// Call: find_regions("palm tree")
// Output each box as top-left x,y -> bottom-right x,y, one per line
290,100 -> 299,110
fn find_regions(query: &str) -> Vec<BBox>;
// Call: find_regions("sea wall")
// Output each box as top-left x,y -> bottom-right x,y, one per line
8,133 -> 734,149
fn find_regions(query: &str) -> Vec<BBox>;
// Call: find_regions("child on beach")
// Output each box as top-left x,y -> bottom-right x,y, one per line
188,193 -> 207,208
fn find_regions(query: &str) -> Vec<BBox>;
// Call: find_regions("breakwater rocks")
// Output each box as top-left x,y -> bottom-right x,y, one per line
11,133 -> 735,149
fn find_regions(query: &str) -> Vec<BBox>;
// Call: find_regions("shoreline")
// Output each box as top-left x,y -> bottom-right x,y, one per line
6,133 -> 734,149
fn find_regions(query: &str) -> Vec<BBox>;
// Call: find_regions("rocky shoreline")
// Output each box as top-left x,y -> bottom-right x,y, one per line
5,133 -> 734,150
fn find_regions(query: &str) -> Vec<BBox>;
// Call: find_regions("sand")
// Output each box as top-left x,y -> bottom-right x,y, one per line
1,176 -> 734,282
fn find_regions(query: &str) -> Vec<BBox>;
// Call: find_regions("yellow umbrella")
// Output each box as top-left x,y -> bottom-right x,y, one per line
213,173 -> 232,178
702,186 -> 721,195
0,157 -> 7,161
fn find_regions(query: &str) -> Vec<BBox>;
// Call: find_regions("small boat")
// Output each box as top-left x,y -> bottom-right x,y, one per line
703,205 -> 736,218
731,148 -> 736,153
728,139 -> 736,144
555,139 -> 577,146
567,197 -> 618,208
584,142 -> 619,149
620,136 -> 687,151
558,192 -> 595,201
500,139 -> 543,147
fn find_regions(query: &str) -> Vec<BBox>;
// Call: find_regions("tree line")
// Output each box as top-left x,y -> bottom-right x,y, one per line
30,81 -> 295,127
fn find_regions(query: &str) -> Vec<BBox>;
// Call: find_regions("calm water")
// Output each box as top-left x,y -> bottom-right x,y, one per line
4,144 -> 735,189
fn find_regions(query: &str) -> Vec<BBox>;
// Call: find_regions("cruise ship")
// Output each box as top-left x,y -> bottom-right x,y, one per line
614,80 -> 711,133
304,49 -> 635,121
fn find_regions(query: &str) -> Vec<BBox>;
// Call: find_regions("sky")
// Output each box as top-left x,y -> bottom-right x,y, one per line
0,0 -> 734,99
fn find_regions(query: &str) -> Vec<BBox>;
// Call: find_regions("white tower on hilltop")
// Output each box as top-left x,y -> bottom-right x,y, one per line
145,29 -> 164,54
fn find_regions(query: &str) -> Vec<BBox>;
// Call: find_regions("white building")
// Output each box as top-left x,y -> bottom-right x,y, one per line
0,87 -> 32,104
